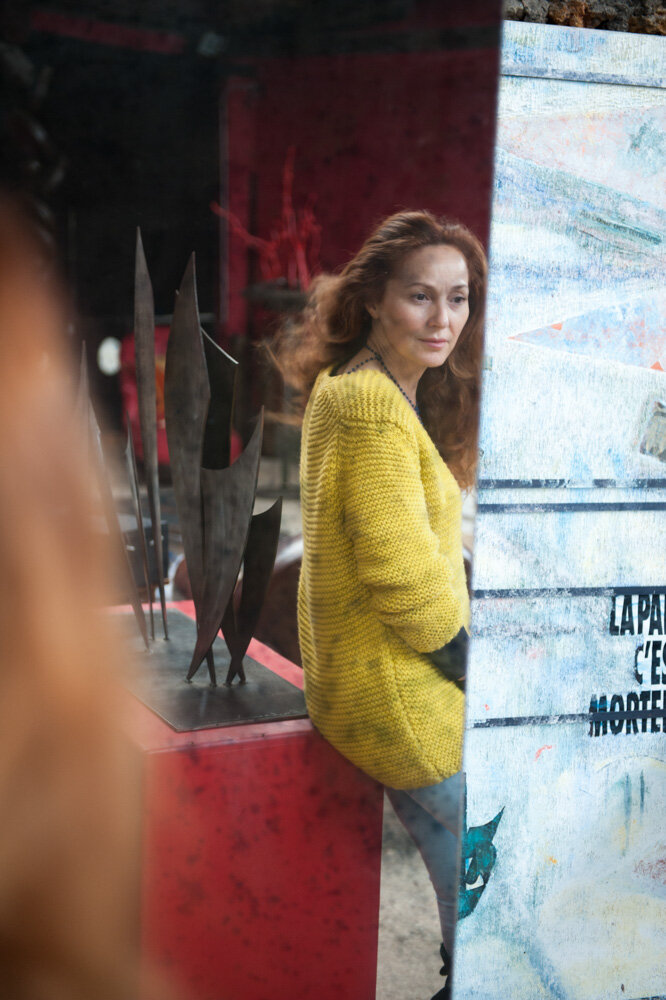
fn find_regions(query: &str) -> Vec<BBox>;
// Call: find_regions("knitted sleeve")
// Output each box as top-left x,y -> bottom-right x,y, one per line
338,418 -> 465,652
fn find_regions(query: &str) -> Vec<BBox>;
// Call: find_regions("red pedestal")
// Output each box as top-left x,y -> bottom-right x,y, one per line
128,605 -> 384,1000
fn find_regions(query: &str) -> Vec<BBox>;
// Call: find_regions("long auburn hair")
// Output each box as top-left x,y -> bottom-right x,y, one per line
273,210 -> 487,489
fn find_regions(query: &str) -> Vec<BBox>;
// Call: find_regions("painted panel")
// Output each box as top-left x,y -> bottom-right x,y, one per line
472,508 -> 666,590
457,726 -> 666,1000
477,22 -> 666,484
456,23 -> 666,1000
478,353 -> 664,481
501,21 -> 666,87
468,594 -> 666,723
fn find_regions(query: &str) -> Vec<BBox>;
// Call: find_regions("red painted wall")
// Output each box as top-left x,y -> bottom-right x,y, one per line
225,9 -> 501,339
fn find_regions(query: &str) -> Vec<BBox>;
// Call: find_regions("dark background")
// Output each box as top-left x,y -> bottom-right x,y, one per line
2,0 -> 502,427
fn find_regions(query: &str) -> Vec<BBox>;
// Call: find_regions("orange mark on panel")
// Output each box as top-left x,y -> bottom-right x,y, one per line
652,361 -> 664,371
551,322 -> 563,330
484,704 -> 489,711
535,745 -> 553,760
548,856 -> 558,864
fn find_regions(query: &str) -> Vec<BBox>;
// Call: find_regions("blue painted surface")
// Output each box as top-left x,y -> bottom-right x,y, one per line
501,21 -> 666,88
456,23 -> 666,1000
477,46 -> 666,480
512,292 -> 666,371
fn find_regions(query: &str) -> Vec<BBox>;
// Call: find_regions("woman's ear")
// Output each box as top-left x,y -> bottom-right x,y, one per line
366,301 -> 378,320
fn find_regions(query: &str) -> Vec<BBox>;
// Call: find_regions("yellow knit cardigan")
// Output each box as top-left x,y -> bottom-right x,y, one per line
298,366 -> 469,789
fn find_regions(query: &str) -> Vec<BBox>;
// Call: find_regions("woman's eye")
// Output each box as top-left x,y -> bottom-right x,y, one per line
412,292 -> 428,302
452,296 -> 468,305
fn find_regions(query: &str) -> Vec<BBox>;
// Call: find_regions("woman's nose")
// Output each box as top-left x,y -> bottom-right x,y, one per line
429,302 -> 449,328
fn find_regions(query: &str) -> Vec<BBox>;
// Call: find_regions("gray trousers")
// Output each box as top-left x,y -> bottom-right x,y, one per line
386,770 -> 463,954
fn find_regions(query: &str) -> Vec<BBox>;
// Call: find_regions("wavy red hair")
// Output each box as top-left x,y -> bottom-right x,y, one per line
272,210 -> 487,488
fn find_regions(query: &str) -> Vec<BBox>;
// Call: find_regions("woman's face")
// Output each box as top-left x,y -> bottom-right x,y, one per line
367,244 -> 470,378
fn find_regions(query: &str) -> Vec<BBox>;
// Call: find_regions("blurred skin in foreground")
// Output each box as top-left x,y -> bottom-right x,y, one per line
0,199 -> 168,1000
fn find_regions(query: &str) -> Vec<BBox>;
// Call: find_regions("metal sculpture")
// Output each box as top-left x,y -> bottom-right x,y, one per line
79,233 -> 287,713
77,342 -> 150,646
88,391 -> 149,649
134,229 -> 169,638
130,236 -> 283,687
185,415 -> 263,682
201,329 -> 237,471
124,421 -> 153,621
162,254 -> 212,675
221,498 -> 283,684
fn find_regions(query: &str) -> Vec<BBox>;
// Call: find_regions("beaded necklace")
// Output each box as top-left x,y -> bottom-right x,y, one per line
342,352 -> 375,375
340,346 -> 422,422
366,346 -> 422,422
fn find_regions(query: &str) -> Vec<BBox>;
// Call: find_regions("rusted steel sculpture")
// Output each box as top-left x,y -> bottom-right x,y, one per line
128,238 -> 282,686
124,421 -> 153,620
134,230 -> 169,639
80,234 -> 283,701
221,498 -> 283,684
201,329 -> 237,470
185,416 -> 263,682
88,392 -> 149,649
77,342 -> 149,648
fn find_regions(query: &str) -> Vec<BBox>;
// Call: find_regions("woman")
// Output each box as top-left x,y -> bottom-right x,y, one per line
276,210 -> 485,999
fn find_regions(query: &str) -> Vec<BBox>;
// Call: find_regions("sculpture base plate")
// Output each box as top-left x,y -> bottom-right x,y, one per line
122,608 -> 307,732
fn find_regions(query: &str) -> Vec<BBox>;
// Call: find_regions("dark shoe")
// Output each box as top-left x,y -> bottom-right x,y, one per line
431,943 -> 452,999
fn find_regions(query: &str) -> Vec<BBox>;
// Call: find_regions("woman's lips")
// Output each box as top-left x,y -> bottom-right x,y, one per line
421,338 -> 449,347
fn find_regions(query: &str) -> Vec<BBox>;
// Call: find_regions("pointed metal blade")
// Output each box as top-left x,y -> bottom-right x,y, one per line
124,419 -> 154,640
134,229 -> 168,638
201,328 -> 238,471
186,413 -> 263,681
223,496 -> 282,681
164,254 -> 210,618
88,399 -> 148,649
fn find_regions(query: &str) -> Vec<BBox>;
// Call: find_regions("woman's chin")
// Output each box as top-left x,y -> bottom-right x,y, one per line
414,342 -> 452,367
422,351 -> 451,369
